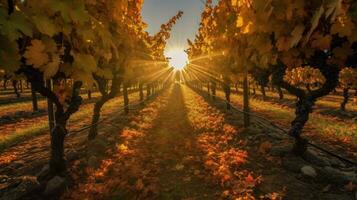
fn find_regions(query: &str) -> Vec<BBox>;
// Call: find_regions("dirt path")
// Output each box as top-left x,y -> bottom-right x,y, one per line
64,84 -> 223,199
144,84 -> 220,199
62,84 -> 355,200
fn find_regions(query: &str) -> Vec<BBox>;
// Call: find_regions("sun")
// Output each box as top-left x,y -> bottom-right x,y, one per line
166,49 -> 189,70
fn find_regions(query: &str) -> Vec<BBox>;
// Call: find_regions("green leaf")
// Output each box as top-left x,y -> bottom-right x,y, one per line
0,8 -> 33,41
50,0 -> 89,25
72,53 -> 97,74
32,15 -> 58,37
43,56 -> 60,78
0,36 -> 21,71
76,24 -> 96,42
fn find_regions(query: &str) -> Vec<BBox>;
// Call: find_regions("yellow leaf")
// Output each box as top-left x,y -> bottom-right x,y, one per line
24,39 -> 48,67
43,56 -> 60,78
331,17 -> 354,37
72,53 -> 97,73
304,6 -> 324,45
276,37 -> 290,51
236,16 -> 244,28
175,163 -> 184,171
290,24 -> 305,47
32,15 -> 58,37
311,34 -> 332,50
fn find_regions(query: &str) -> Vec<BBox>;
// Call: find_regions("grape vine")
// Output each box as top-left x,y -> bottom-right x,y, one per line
186,0 -> 357,154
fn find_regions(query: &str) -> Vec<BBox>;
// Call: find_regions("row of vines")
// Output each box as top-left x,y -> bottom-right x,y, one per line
185,0 -> 357,155
0,0 -> 182,178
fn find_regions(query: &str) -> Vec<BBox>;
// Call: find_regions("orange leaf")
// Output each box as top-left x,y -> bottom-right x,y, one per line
135,179 -> 144,191
259,141 -> 272,154
245,174 -> 256,187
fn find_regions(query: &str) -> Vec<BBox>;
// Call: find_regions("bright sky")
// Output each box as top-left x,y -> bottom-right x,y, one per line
141,0 -> 206,53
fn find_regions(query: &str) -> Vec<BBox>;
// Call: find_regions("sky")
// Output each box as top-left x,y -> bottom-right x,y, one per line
141,0 -> 206,53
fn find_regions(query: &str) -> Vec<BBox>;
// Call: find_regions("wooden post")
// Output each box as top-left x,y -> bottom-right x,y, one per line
243,67 -> 250,128
123,82 -> 129,114
30,82 -> 38,112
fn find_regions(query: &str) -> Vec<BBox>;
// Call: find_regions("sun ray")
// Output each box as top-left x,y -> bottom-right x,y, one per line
166,48 -> 189,70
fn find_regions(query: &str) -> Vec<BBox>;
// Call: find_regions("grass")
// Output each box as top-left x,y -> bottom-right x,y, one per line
0,92 -> 103,115
214,90 -> 357,145
246,88 -> 357,112
0,92 -> 141,153
0,123 -> 48,151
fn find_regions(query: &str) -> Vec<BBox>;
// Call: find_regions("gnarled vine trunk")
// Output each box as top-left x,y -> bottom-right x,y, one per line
211,81 -> 216,99
30,82 -> 38,112
123,82 -> 129,114
87,90 -> 92,99
88,98 -> 106,140
276,86 -> 284,100
50,121 -> 67,174
340,88 -> 349,111
88,74 -> 121,140
3,79 -> 8,90
243,68 -> 250,128
26,70 -> 82,175
223,77 -> 231,110
289,97 -> 314,154
272,56 -> 339,155
12,80 -> 20,98
260,85 -> 266,100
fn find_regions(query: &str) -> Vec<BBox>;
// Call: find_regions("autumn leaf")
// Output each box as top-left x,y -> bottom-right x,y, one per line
24,39 -> 49,67
258,141 -> 272,154
290,24 -> 305,47
276,37 -> 290,51
43,55 -> 60,78
245,174 -> 256,187
32,15 -> 58,37
221,190 -> 230,198
72,53 -> 97,73
304,6 -> 324,44
311,34 -> 332,50
135,179 -> 144,191
236,16 -> 244,28
175,163 -> 184,171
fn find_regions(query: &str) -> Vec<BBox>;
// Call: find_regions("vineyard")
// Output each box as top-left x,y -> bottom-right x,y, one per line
0,0 -> 356,199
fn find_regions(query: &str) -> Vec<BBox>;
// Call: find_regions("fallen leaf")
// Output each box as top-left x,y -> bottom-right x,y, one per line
245,174 -> 256,187
135,179 -> 144,191
183,176 -> 191,182
259,141 -> 272,154
221,190 -> 230,198
175,164 -> 184,171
